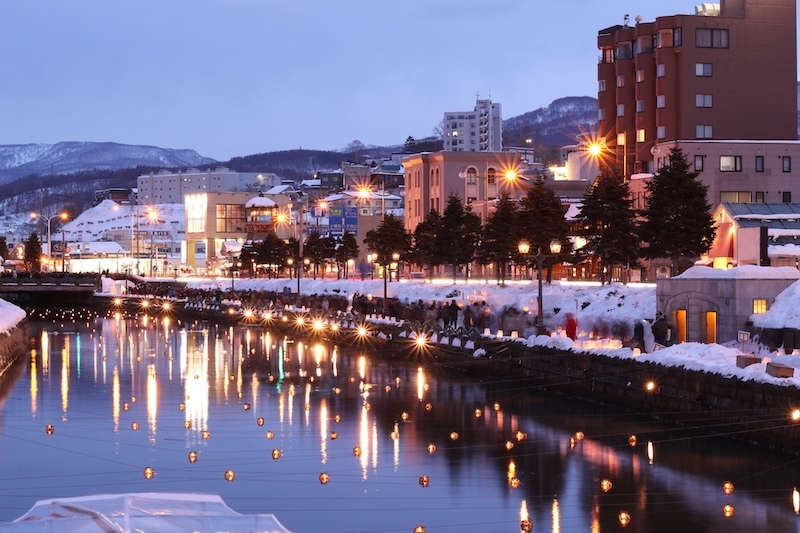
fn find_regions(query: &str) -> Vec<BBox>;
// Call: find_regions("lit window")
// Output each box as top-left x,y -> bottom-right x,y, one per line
753,299 -> 768,314
636,129 -> 645,142
720,155 -> 742,172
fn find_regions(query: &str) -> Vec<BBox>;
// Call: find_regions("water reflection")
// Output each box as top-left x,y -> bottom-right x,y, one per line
0,315 -> 799,532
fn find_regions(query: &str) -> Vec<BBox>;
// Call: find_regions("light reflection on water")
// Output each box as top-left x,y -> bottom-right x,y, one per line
0,315 -> 799,532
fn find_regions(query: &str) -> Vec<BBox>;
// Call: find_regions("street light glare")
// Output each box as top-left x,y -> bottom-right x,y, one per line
504,169 -> 517,181
588,143 -> 603,156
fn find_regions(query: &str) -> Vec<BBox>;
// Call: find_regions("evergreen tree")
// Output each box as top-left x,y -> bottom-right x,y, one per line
257,232 -> 289,278
518,176 -> 572,281
0,236 -> 9,261
364,215 -> 411,266
436,194 -> 481,283
411,209 -> 442,278
23,232 -> 42,273
334,232 -> 359,279
480,193 -> 519,285
576,170 -> 639,284
639,145 -> 716,272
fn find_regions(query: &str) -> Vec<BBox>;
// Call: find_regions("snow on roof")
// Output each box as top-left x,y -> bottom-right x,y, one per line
564,203 -> 582,220
265,185 -> 295,195
628,173 -> 654,180
769,243 -> 800,257
675,265 -> 800,280
245,196 -> 277,208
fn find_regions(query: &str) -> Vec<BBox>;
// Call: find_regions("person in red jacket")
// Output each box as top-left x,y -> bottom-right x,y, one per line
565,312 -> 577,340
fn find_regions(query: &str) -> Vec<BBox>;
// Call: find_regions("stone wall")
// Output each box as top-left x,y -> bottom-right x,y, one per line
402,337 -> 800,455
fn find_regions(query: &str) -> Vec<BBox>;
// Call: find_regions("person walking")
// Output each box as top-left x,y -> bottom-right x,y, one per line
652,312 -> 669,346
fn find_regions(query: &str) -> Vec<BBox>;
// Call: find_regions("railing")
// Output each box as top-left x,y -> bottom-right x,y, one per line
0,276 -> 99,289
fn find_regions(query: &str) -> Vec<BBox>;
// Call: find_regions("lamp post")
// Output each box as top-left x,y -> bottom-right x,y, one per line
518,240 -> 530,281
31,211 -> 68,273
531,239 -> 562,336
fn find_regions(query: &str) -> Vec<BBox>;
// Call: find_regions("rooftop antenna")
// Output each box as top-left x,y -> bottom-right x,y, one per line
623,13 -> 630,27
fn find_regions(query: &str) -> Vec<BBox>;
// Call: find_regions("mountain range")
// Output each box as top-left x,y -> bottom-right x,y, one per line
0,96 -> 598,185
0,141 -> 215,183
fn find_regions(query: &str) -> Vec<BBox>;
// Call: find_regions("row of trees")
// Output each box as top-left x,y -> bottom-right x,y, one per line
238,231 -> 360,279
363,145 -> 716,284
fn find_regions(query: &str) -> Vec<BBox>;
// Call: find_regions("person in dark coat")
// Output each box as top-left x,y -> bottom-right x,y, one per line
652,312 -> 669,346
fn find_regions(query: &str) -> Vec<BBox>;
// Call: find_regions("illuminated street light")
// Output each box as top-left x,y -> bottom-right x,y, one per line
530,239 -> 562,336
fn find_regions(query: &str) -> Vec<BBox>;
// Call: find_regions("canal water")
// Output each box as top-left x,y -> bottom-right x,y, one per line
1,310 -> 800,532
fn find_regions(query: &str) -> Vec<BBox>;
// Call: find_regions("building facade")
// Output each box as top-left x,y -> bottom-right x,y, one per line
138,168 -> 281,204
443,98 -> 503,152
597,0 -> 797,179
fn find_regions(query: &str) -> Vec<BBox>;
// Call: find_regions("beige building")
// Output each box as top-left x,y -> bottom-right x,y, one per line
630,140 -> 800,213
138,168 -> 281,204
402,150 -> 591,232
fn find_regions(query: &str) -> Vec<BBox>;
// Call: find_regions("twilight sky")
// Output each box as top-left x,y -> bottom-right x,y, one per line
0,1 -> 724,161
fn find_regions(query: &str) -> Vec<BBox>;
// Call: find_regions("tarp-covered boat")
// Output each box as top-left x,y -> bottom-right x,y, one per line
0,493 -> 294,533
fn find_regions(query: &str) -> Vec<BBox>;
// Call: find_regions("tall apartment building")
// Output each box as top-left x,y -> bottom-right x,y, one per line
597,0 -> 797,179
443,98 -> 503,152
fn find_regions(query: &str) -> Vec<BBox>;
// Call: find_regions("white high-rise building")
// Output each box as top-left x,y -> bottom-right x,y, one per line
443,98 -> 503,152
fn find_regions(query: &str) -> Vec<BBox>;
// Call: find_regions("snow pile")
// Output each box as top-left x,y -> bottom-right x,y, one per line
751,279 -> 800,330
0,299 -> 25,334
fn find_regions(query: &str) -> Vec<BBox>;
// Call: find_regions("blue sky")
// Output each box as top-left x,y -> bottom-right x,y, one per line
0,1 -> 728,161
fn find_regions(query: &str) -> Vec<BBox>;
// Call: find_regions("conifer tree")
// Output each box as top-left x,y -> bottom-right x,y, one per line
436,195 -> 481,283
518,176 -> 572,281
480,193 -> 519,286
638,145 -> 716,272
576,170 -> 639,284
411,209 -> 442,278
24,232 -> 42,273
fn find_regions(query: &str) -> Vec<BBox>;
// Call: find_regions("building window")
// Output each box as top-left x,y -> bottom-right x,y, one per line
755,155 -> 764,172
599,79 -> 606,92
656,126 -> 666,139
720,155 -> 742,172
636,129 -> 645,142
617,104 -> 625,117
215,204 -> 246,233
598,108 -> 605,120
695,94 -> 713,107
755,191 -> 765,202
616,75 -> 625,87
656,64 -> 665,77
616,41 -> 633,59
694,155 -> 704,171
656,95 -> 666,108
783,156 -> 792,172
602,48 -> 614,64
636,35 -> 654,54
720,191 -> 752,203
696,125 -> 713,139
753,299 -> 769,314
636,69 -> 645,83
657,29 -> 675,48
784,191 -> 793,202
696,28 -> 729,48
695,63 -> 713,76
635,100 -> 645,113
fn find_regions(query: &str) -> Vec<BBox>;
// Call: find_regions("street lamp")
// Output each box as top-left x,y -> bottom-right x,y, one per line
517,240 -> 530,281
529,239 -> 562,336
31,211 -> 69,273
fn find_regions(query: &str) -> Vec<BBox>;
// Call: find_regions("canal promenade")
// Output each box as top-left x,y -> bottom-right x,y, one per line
91,275 -> 800,456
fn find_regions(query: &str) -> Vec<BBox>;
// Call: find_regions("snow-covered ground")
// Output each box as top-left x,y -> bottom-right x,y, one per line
8,273 -> 797,391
